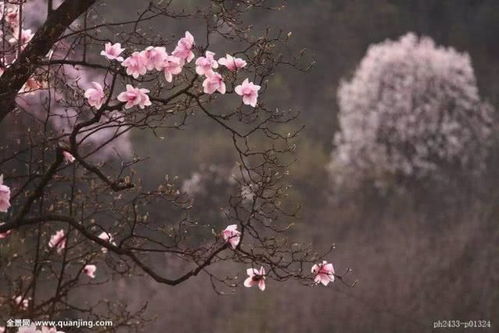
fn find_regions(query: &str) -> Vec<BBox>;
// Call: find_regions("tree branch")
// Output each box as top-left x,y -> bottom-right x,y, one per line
0,0 -> 99,122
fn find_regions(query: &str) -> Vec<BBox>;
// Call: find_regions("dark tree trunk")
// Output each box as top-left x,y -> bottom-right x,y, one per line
0,0 -> 98,121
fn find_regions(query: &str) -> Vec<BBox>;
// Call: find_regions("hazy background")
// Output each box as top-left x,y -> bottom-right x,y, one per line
99,1 -> 499,332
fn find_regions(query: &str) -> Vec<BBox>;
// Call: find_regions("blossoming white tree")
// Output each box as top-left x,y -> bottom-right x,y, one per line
330,33 -> 494,189
0,1 -> 348,331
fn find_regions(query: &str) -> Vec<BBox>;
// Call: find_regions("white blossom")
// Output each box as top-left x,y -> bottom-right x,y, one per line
330,33 -> 493,188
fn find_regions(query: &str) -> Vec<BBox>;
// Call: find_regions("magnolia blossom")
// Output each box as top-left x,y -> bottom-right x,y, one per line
172,31 -> 195,63
83,264 -> 97,278
218,54 -> 247,71
221,224 -> 241,249
195,51 -> 218,75
331,33 -> 494,188
0,176 -> 11,212
0,223 -> 10,239
98,231 -> 116,253
244,266 -> 266,291
163,55 -> 183,82
122,51 -> 148,78
100,42 -> 125,62
84,81 -> 105,109
142,46 -> 167,71
48,229 -> 66,254
0,326 -> 4,333
117,84 -> 151,109
235,79 -> 260,107
98,231 -> 113,242
202,71 -> 226,95
311,261 -> 335,286
5,8 -> 19,28
14,296 -> 30,309
62,151 -> 75,164
9,29 -> 34,48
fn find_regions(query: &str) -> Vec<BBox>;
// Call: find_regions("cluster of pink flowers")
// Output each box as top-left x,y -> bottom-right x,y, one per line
0,3 -> 34,52
47,231 -> 98,276
9,28 -> 34,51
221,225 -> 335,291
0,4 -> 47,96
88,31 -> 261,113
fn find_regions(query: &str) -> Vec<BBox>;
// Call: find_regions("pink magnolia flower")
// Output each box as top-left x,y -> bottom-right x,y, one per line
98,231 -> 116,253
5,8 -> 19,28
202,71 -> 226,95
100,42 -> 125,62
0,223 -> 11,239
311,260 -> 335,286
117,84 -> 152,109
218,54 -> 247,71
122,52 -> 148,78
142,46 -> 167,71
62,151 -> 75,164
195,51 -> 218,76
163,55 -> 183,82
0,326 -> 4,333
244,266 -> 266,291
48,229 -> 66,254
0,176 -> 11,212
235,78 -> 260,107
14,295 -> 30,309
10,29 -> 34,50
98,231 -> 113,242
172,31 -> 195,63
83,264 -> 97,278
221,224 -> 241,249
84,82 -> 105,109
